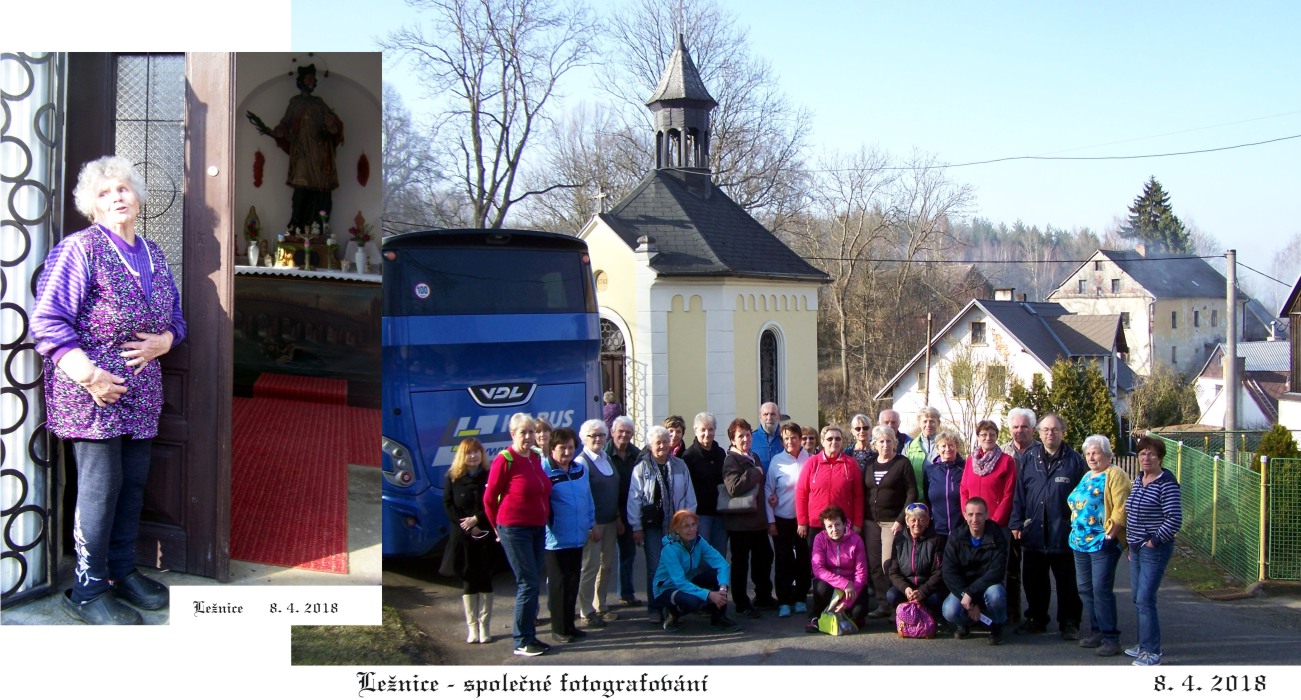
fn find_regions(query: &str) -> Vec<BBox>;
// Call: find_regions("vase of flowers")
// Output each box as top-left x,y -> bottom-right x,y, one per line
243,205 -> 262,266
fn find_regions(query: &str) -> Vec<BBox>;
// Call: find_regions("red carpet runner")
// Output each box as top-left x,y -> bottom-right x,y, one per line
230,374 -> 378,573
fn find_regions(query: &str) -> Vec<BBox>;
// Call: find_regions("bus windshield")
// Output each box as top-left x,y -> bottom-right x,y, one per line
386,247 -> 595,316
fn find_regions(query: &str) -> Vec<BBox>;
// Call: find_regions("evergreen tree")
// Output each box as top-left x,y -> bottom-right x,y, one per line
1120,176 -> 1191,254
1129,362 -> 1199,430
1081,360 -> 1121,450
1049,360 -> 1088,447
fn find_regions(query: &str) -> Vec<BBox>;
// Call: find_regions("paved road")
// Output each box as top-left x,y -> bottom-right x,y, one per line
383,545 -> 1301,667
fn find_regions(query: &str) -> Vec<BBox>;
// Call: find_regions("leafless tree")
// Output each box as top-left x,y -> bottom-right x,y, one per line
381,85 -> 462,233
598,0 -> 809,225
382,0 -> 598,228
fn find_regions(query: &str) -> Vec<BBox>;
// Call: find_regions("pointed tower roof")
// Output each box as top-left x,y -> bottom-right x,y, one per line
645,34 -> 717,107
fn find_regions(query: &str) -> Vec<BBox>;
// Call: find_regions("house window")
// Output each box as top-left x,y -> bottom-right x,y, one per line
1078,280 -> 1086,293
987,365 -> 1007,397
1094,261 -> 1103,271
760,329 -> 779,406
1171,311 -> 1177,329
1172,346 -> 1178,364
1111,279 -> 1120,293
1212,309 -> 1218,327
917,370 -> 927,389
1194,310 -> 1200,327
1120,312 -> 1131,329
971,321 -> 986,345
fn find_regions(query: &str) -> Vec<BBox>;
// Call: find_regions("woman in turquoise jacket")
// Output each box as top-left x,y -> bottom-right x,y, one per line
653,510 -> 740,633
544,427 -> 596,644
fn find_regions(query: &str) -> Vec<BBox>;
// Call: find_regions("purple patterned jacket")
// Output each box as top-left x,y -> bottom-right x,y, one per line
33,225 -> 182,440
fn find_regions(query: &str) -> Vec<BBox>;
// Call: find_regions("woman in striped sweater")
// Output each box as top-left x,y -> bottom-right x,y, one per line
1123,436 -> 1183,667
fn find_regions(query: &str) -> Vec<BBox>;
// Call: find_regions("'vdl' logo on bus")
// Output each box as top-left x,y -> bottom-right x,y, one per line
468,383 -> 537,408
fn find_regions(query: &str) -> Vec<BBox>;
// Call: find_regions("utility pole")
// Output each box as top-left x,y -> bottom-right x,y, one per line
923,312 -> 933,405
1226,249 -> 1238,466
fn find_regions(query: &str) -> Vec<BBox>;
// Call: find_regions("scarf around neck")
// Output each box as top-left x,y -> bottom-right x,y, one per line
972,445 -> 1004,477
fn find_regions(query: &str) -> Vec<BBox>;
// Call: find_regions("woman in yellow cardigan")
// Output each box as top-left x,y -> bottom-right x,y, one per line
1068,434 -> 1132,657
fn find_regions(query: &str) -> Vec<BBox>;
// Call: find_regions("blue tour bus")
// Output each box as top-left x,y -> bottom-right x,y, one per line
381,229 -> 602,557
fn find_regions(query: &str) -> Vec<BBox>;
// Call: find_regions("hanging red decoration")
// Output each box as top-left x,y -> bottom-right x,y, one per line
253,150 -> 265,188
357,153 -> 370,187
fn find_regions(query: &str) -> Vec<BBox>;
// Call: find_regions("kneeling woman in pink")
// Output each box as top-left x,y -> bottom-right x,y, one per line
807,505 -> 870,631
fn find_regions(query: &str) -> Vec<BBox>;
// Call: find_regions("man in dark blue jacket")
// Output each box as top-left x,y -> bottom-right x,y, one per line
1010,412 -> 1086,639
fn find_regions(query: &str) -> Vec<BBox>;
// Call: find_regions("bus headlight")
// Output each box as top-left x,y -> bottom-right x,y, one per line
382,436 -> 415,487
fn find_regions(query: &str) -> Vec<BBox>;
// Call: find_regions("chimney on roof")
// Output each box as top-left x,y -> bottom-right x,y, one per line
636,235 -> 658,254
1017,293 -> 1027,302
994,288 -> 1015,301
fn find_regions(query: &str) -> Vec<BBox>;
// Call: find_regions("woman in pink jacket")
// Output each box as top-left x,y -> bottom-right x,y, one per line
960,420 -> 1018,528
795,425 -> 864,547
807,505 -> 870,631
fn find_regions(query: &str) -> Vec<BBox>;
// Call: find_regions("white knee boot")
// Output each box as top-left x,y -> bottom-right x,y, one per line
477,593 -> 493,643
462,594 -> 479,643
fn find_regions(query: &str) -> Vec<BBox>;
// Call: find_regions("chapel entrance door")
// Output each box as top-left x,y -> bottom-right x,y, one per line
63,52 -> 233,579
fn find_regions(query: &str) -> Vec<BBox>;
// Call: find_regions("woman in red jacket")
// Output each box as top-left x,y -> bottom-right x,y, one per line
795,425 -> 863,549
484,413 -> 553,658
960,420 -> 1017,528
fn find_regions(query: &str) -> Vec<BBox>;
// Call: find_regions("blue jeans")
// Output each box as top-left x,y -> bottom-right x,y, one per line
642,526 -> 665,613
943,584 -> 1007,626
497,525 -> 546,647
1131,540 -> 1174,656
1074,538 -> 1122,642
886,586 -> 944,619
654,571 -> 725,622
617,524 -> 637,599
697,515 -> 729,558
70,437 -> 153,603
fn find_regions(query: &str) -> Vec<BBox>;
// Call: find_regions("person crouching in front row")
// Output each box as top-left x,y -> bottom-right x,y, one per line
653,510 -> 741,633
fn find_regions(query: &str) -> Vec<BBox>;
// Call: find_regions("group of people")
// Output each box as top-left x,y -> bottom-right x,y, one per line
442,402 -> 1183,666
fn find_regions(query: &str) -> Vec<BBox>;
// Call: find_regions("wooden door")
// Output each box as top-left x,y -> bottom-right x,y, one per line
63,53 -> 233,579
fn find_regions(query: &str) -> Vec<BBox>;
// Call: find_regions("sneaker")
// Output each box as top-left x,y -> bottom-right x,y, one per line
1096,640 -> 1121,657
648,610 -> 664,626
513,643 -> 547,657
1124,644 -> 1143,658
988,623 -> 1004,645
662,612 -> 681,633
1079,632 -> 1102,648
778,604 -> 792,618
954,625 -> 971,640
754,598 -> 780,610
1133,651 -> 1162,667
1015,619 -> 1047,635
596,610 -> 619,622
805,618 -> 820,633
1060,622 -> 1081,641
550,632 -> 575,644
793,601 -> 807,614
711,616 -> 742,633
581,614 -> 607,628
738,607 -> 761,619
620,596 -> 644,607
534,639 -> 552,652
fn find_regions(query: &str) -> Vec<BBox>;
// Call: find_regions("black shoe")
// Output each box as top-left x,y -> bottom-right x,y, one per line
738,607 -> 762,619
513,643 -> 547,657
711,616 -> 742,633
866,605 -> 889,619
620,596 -> 644,607
550,632 -> 576,644
1015,619 -> 1047,635
63,590 -> 142,625
566,628 -> 588,639
648,610 -> 664,626
1060,622 -> 1080,641
954,625 -> 970,640
663,612 -> 681,633
989,623 -> 1005,645
753,598 -> 779,610
109,570 -> 168,610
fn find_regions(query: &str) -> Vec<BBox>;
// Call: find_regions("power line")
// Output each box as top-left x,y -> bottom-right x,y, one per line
803,254 -> 1221,265
809,133 -> 1301,172
1236,261 -> 1294,288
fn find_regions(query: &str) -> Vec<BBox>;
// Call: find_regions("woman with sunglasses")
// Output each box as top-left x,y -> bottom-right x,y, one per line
795,425 -> 863,549
767,422 -> 813,618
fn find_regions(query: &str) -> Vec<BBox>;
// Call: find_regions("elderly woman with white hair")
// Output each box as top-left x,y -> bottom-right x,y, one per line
1069,434 -> 1132,657
575,418 -> 621,628
628,424 -> 697,625
32,156 -> 186,624
484,413 -> 552,657
862,424 -> 918,620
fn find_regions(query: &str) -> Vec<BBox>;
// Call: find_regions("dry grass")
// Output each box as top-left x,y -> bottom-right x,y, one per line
291,604 -> 439,666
